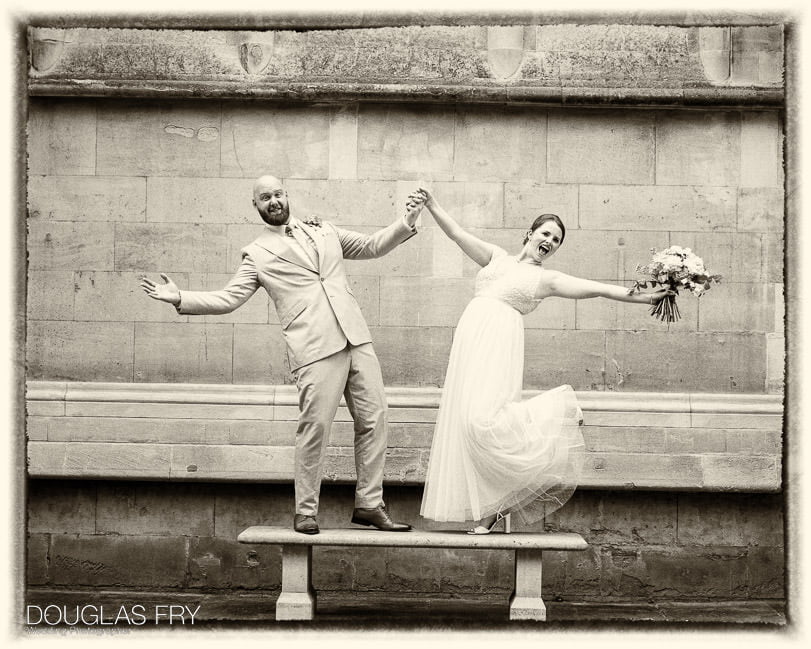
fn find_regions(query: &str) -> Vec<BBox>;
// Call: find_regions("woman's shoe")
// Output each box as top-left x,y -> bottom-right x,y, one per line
467,511 -> 511,535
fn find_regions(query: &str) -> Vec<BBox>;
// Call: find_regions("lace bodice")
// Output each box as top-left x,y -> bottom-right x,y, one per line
474,251 -> 543,315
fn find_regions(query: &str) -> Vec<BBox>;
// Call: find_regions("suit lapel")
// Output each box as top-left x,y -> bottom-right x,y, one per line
297,221 -> 324,270
253,227 -> 318,274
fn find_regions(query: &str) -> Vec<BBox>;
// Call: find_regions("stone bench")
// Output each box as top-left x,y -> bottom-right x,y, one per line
237,526 -> 588,622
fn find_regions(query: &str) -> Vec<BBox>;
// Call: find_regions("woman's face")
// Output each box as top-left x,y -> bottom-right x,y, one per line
523,221 -> 564,264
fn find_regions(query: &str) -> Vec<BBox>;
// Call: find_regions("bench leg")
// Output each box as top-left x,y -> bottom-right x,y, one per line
275,545 -> 316,621
509,548 -> 546,621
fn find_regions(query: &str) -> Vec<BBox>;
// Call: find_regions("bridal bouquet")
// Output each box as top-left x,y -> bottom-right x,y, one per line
628,246 -> 722,322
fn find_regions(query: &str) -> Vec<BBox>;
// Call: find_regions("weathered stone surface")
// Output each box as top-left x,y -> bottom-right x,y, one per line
523,330 -> 606,391
371,326 -> 453,387
28,100 -> 97,176
576,293 -> 699,333
669,231 -> 764,282
28,176 -> 147,222
731,26 -> 784,84
329,105 -> 359,180
169,445 -> 295,481
221,105 -> 331,179
225,224 -> 270,268
284,179 -> 397,227
133,322 -> 233,384
115,223 -> 229,274
737,187 -> 784,232
542,545 -> 602,597
27,221 -> 115,271
503,182 -> 579,230
746,545 -> 786,598
397,180 -> 503,229
213,484 -> 295,539
232,324 -> 292,385
96,483 -> 215,536
96,101 -> 222,177
49,534 -> 188,587
677,493 -> 783,547
740,112 -> 782,188
26,321 -> 134,382
453,107 -> 546,182
697,283 -> 775,332
27,533 -> 50,585
766,333 -> 785,394
74,271 -> 189,323
379,277 -> 473,328
146,177 -> 256,224
188,537 -> 281,590
580,185 -> 737,232
27,480 -> 97,534
655,112 -> 741,186
605,331 -> 766,392
26,271 -> 75,321
762,232 -> 784,283
547,110 -> 655,185
357,105 -> 456,181
523,297 -> 577,330
347,275 -> 380,325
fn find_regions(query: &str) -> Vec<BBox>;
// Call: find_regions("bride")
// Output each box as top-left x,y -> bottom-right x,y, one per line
411,188 -> 670,534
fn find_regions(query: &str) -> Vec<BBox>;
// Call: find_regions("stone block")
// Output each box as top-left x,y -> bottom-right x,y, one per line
28,176 -> 147,222
26,321 -> 134,382
503,182 -> 579,230
379,276 -> 473,328
725,429 -> 782,455
188,537 -> 281,590
669,231 -> 763,282
146,177 -> 256,224
545,492 -> 678,545
731,26 -> 784,84
766,333 -> 785,394
347,275 -> 380,325
655,112 -> 741,186
542,546 -> 602,598
115,223 -> 229,274
697,283 -> 775,332
453,107 -> 546,182
774,284 -> 784,334
312,547 -> 355,590
133,322 -> 233,383
329,105 -> 359,180
27,99 -> 97,176
27,416 -> 49,441
232,324 -> 292,385
523,330 -> 606,391
64,401 -> 272,421
26,271 -> 75,320
97,100 -> 221,177
524,296 -> 577,330
96,483 -> 215,536
381,547 -> 441,592
746,545 -> 786,598
584,427 -> 669,454
583,453 -> 703,490
737,187 -> 784,232
27,221 -> 115,271
357,104 -> 455,181
226,224 -> 269,267
676,493 -> 783,547
579,185 -> 737,232
27,533 -> 50,585
371,326 -> 453,387
740,112 -> 782,188
664,429 -> 727,454
547,109 -> 655,185
74,271 -> 189,323
169,445 -> 294,481
605,331 -> 766,393
49,534 -> 188,587
762,233 -> 784,283
213,484 -> 295,539
27,480 -> 97,534
221,105 -> 330,179
699,455 -> 780,491
576,293 -> 699,332
397,180 -> 504,230
185,273 -> 269,324
284,179 -> 397,227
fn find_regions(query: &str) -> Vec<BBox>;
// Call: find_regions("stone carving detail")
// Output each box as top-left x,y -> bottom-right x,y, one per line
29,28 -> 66,73
486,26 -> 525,80
698,27 -> 731,83
239,40 -> 273,75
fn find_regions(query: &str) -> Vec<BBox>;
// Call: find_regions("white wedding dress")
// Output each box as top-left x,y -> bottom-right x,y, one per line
420,249 -> 585,525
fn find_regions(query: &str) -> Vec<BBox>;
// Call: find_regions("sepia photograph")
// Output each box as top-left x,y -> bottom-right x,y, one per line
5,0 -> 804,644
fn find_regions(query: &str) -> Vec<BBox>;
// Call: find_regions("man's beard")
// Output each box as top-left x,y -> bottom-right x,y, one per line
260,203 -> 290,226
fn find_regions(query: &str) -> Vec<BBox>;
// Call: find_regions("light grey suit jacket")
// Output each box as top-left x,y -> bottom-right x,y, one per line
177,218 -> 416,371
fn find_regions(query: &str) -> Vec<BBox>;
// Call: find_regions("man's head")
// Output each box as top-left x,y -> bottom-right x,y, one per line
252,175 -> 290,226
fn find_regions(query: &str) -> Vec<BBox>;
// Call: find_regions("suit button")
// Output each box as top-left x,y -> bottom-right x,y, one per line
320,277 -> 325,282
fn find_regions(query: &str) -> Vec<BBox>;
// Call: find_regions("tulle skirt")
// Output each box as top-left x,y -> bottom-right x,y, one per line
420,296 -> 585,524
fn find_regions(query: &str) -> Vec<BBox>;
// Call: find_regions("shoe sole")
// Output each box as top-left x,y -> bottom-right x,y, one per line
294,528 -> 319,535
350,517 -> 411,531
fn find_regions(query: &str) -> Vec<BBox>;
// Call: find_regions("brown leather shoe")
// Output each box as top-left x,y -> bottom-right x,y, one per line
351,505 -> 412,531
293,514 -> 319,535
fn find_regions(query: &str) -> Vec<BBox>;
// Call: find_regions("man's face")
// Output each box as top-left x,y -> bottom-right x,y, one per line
253,178 -> 290,226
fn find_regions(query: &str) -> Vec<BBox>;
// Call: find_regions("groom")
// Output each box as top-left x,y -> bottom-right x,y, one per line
140,175 -> 419,535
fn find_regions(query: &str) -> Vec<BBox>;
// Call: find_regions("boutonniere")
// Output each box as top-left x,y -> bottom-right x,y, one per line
303,216 -> 322,228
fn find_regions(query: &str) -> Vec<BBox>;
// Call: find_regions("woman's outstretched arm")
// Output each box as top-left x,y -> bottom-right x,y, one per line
538,269 -> 670,304
411,188 -> 500,267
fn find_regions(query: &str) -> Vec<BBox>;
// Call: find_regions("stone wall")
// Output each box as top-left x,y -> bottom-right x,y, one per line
26,99 -> 784,393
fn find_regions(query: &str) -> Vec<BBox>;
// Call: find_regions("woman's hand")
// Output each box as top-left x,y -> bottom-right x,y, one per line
644,288 -> 676,305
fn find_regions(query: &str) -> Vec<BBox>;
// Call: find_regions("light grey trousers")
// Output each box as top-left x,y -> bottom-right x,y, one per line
293,343 -> 388,516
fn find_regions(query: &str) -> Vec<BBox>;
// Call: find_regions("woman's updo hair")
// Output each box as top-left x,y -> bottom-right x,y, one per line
523,213 -> 566,245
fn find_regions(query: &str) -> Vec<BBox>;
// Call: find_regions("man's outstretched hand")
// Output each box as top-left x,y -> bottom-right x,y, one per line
139,273 -> 181,306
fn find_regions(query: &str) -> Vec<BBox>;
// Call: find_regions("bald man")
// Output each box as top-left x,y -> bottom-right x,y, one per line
141,175 -> 420,534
